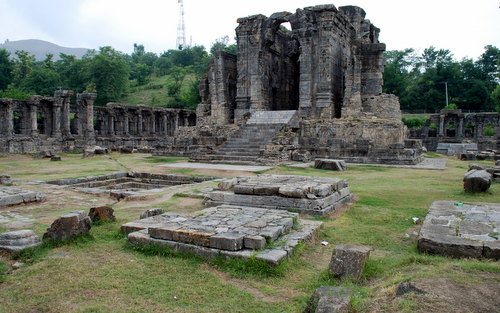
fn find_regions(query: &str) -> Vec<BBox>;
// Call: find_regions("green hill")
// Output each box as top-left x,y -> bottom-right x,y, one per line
0,39 -> 90,60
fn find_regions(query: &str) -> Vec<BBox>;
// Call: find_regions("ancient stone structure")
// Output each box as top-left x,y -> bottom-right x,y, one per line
123,205 -> 322,265
43,210 -> 92,241
206,174 -> 352,216
417,201 -> 499,259
0,187 -> 46,207
0,229 -> 41,254
304,286 -> 353,313
0,92 -> 196,153
196,4 -> 423,164
329,245 -> 371,280
410,110 -> 500,152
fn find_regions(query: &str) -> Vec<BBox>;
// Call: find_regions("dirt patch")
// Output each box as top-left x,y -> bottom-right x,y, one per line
368,276 -> 500,313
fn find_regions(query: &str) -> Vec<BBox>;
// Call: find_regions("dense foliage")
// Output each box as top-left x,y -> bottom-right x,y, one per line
384,45 -> 499,112
0,38 -> 237,107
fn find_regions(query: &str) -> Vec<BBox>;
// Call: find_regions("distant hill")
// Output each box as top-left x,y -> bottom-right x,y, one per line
0,39 -> 90,61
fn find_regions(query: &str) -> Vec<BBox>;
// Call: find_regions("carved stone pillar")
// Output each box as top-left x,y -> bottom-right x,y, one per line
162,114 -> 168,134
29,104 -> 38,135
150,114 -> 156,134
1,99 -> 14,137
439,115 -> 445,137
54,90 -> 73,137
52,103 -> 62,137
122,114 -> 129,136
108,115 -> 115,135
457,117 -> 464,138
77,93 -> 97,138
137,112 -> 143,136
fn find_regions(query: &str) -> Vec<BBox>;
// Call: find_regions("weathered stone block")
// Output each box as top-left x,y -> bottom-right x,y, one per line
329,245 -> 371,280
314,159 -> 347,171
463,169 -> 492,192
43,211 -> 92,241
244,235 -> 266,249
0,229 -> 41,254
304,286 -> 353,313
50,156 -> 62,161
140,208 -> 164,219
209,232 -> 244,251
0,174 -> 12,185
88,206 -> 115,222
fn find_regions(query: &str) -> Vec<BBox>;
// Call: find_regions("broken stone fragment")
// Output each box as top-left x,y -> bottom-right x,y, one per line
88,206 -> 115,222
140,208 -> 164,219
304,286 -> 353,313
314,159 -> 347,171
0,174 -> 12,185
329,245 -> 371,281
463,169 -> 491,192
43,211 -> 92,241
0,229 -> 41,254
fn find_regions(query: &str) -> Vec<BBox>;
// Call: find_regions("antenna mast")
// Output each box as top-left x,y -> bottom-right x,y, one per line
176,0 -> 186,49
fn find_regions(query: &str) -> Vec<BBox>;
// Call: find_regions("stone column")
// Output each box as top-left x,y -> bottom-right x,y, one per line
137,112 -> 143,136
162,114 -> 168,135
52,102 -> 62,137
77,93 -> 97,138
122,114 -> 129,136
0,99 -> 14,137
439,115 -> 445,137
150,113 -> 156,134
108,115 -> 115,135
29,104 -> 38,135
458,117 -> 464,138
54,90 -> 73,137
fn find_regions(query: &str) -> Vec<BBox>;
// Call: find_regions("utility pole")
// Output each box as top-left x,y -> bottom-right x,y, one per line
176,0 -> 186,49
444,81 -> 449,107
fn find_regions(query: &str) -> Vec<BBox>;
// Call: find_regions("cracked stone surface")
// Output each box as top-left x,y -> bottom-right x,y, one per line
123,205 -> 322,265
206,175 -> 353,216
0,187 -> 46,207
417,200 -> 500,259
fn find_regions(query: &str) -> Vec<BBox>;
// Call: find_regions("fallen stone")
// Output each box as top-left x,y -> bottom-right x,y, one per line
468,163 -> 485,171
50,156 -> 62,161
314,159 -> 347,171
43,211 -> 92,241
0,229 -> 41,254
395,281 -> 427,296
33,150 -> 54,159
119,147 -> 134,153
12,261 -> 24,269
0,174 -> 12,185
304,286 -> 353,313
463,169 -> 492,192
88,206 -> 115,222
496,160 -> 500,166
329,245 -> 371,281
292,150 -> 312,162
140,208 -> 164,219
83,145 -> 108,158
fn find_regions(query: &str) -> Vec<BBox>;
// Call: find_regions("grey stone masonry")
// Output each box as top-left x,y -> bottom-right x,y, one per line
329,245 -> 371,281
123,205 -> 322,265
0,187 -> 46,207
43,211 -> 92,241
206,175 -> 353,216
0,174 -> 11,185
436,143 -> 478,156
314,159 -> 347,171
0,229 -> 41,254
246,110 -> 297,125
418,200 -> 500,259
304,286 -> 353,313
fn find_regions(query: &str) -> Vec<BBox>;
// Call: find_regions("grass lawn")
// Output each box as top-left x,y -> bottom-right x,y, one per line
0,153 -> 498,312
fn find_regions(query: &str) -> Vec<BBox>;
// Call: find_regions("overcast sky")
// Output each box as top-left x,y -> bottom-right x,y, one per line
0,0 -> 498,60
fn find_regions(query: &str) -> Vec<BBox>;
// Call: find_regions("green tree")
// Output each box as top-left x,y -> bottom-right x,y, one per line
11,50 -> 35,87
210,36 -> 238,55
86,46 -> 129,105
21,66 -> 61,96
0,48 -> 13,91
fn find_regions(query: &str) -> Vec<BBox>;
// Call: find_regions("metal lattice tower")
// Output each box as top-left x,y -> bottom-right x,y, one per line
176,0 -> 186,49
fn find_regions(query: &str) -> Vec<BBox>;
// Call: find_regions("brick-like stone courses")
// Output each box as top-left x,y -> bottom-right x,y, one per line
417,200 -> 500,259
123,205 -> 322,265
207,175 -> 353,216
0,187 -> 46,207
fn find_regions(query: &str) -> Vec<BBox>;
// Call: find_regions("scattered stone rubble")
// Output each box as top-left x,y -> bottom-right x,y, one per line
88,206 -> 115,222
463,170 -> 492,193
314,159 -> 347,171
0,174 -> 11,185
417,201 -> 500,259
43,211 -> 92,241
0,186 -> 46,207
206,175 -> 353,216
304,286 -> 353,313
0,229 -> 41,254
329,245 -> 371,281
123,205 -> 322,265
140,208 -> 164,219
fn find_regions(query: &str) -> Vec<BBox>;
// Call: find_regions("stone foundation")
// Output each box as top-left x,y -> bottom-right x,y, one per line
123,205 -> 322,265
0,187 -> 46,207
206,175 -> 353,216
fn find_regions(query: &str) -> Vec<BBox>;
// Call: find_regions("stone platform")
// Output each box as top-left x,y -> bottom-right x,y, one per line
0,187 -> 46,207
123,205 -> 322,265
206,175 -> 353,216
418,200 -> 500,259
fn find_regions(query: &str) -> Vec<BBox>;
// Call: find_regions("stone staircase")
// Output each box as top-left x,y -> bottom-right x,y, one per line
192,110 -> 296,164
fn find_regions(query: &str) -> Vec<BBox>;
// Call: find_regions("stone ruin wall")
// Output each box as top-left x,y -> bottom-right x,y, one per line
197,4 -> 420,164
409,110 -> 500,152
0,91 -> 199,154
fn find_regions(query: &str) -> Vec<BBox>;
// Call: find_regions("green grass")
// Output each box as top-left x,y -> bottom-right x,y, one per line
0,154 -> 499,312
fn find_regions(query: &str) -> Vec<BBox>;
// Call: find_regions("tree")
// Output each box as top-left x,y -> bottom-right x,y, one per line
11,50 -> 35,87
21,66 -> 61,96
86,46 -> 129,105
0,48 -> 13,91
210,36 -> 237,55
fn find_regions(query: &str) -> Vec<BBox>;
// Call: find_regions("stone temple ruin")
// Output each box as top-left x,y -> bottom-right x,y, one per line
0,4 -> 424,165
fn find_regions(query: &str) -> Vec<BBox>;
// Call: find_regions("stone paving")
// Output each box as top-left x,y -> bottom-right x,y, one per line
206,175 -> 353,216
158,162 -> 273,172
418,200 -> 500,259
290,158 -> 446,170
0,186 -> 46,207
123,205 -> 322,265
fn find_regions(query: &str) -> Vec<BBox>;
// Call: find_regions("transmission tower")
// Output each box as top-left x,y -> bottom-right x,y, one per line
176,0 -> 186,49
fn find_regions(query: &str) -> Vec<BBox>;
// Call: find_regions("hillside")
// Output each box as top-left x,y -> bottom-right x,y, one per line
0,39 -> 90,60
